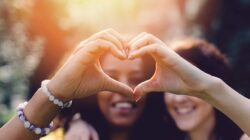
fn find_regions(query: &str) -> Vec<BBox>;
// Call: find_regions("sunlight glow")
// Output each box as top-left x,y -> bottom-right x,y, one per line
52,0 -> 139,32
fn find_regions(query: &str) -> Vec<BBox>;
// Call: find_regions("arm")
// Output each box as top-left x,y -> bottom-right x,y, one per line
128,32 -> 250,136
0,29 -> 133,140
0,89 -> 60,140
205,79 -> 250,136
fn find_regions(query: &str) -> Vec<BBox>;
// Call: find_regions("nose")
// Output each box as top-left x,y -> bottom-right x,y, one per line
112,92 -> 130,100
119,75 -> 131,87
172,94 -> 188,103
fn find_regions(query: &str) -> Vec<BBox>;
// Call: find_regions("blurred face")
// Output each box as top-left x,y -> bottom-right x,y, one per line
98,54 -> 148,128
164,93 -> 215,132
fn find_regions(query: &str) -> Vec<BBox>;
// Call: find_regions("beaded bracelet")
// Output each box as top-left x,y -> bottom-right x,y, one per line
16,102 -> 53,136
41,80 -> 72,109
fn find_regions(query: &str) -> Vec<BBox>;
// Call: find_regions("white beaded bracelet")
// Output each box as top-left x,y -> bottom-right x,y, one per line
16,102 -> 53,136
41,80 -> 72,109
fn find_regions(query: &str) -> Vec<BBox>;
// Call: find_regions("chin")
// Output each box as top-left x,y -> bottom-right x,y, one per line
111,119 -> 135,128
176,122 -> 196,132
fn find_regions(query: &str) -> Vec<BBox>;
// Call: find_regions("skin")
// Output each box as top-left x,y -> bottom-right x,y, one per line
65,53 -> 148,140
98,53 -> 147,128
128,32 -> 250,136
0,29 -> 134,140
48,29 -> 133,101
0,30 -> 250,140
64,119 -> 99,140
164,93 -> 215,140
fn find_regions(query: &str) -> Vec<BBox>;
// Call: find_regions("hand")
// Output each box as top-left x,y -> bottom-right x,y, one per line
48,29 -> 133,101
65,119 -> 99,140
128,32 -> 218,100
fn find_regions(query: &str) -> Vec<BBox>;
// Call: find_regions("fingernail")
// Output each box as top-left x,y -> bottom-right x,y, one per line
133,93 -> 140,102
123,50 -> 127,58
118,51 -> 125,59
128,55 -> 133,60
128,51 -> 135,59
135,96 -> 141,102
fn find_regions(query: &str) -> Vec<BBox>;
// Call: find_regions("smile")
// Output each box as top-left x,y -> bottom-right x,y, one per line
174,106 -> 196,115
112,101 -> 136,109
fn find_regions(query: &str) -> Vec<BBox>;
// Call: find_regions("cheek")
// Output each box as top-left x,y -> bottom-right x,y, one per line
163,94 -> 172,107
196,103 -> 214,119
189,102 -> 214,129
193,98 -> 214,116
97,92 -> 112,113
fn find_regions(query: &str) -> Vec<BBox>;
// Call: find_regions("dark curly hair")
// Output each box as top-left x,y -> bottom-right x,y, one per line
163,38 -> 243,140
58,53 -> 174,140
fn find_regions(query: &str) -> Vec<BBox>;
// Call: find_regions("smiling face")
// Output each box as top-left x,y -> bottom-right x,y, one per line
164,93 -> 215,132
97,53 -> 149,128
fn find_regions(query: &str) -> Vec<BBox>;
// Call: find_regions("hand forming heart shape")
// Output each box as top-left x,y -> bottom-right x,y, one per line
48,29 -> 214,102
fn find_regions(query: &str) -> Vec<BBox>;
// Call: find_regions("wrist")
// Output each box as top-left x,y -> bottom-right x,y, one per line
42,80 -> 72,108
17,102 -> 53,135
47,79 -> 73,102
24,89 -> 61,127
200,76 -> 225,102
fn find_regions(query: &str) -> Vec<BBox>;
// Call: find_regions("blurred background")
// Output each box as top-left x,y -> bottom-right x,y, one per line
0,0 -> 250,126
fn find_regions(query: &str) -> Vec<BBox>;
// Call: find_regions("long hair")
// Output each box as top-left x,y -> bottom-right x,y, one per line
59,53 -> 172,140
166,38 -> 243,140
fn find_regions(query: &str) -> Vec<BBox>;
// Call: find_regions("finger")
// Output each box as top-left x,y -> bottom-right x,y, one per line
133,79 -> 158,101
128,32 -> 147,46
74,29 -> 125,56
102,73 -> 134,99
106,28 -> 126,48
128,44 -> 158,60
127,32 -> 147,52
73,39 -> 91,55
130,41 -> 194,76
93,30 -> 124,52
133,80 -> 153,101
129,33 -> 156,53
106,29 -> 128,57
81,39 -> 126,60
88,125 -> 99,140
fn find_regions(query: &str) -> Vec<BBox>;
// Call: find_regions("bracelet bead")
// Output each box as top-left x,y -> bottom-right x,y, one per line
41,80 -> 72,109
16,102 -> 53,136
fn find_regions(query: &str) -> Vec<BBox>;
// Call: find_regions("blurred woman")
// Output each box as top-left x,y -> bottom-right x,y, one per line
43,42 -> 169,140
164,38 -> 244,140
2,30 -> 250,140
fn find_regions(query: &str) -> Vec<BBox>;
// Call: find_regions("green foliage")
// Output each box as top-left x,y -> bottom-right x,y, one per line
0,0 -> 44,126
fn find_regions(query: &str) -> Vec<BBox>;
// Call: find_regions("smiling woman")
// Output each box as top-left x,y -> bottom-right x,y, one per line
164,38 -> 243,140
98,53 -> 147,128
52,52 -> 172,140
1,29 -> 250,140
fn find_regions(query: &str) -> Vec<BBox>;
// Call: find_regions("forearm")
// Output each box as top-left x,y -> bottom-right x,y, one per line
203,78 -> 250,136
0,89 -> 61,140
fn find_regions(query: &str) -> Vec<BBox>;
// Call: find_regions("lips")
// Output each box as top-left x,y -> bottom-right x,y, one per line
174,106 -> 196,115
112,101 -> 136,109
110,101 -> 137,114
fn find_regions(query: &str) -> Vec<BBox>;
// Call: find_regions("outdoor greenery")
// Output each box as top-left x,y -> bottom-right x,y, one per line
0,0 -> 44,126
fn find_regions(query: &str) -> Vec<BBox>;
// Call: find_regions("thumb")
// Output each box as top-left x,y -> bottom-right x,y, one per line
133,80 -> 157,101
103,74 -> 134,99
89,125 -> 99,140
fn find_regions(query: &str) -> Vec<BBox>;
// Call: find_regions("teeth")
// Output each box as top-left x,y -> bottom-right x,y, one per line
176,107 -> 193,114
115,102 -> 132,109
